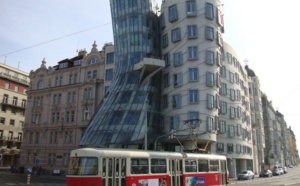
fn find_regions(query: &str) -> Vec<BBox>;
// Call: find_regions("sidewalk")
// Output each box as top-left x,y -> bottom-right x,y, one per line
0,170 -> 66,181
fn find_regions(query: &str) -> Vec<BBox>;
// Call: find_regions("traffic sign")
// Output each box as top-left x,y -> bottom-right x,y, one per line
27,168 -> 32,174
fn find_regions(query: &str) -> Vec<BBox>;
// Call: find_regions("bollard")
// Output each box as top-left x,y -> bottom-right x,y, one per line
27,173 -> 31,186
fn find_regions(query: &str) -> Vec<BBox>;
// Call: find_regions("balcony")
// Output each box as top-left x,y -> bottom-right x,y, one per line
1,100 -> 26,110
0,72 -> 30,86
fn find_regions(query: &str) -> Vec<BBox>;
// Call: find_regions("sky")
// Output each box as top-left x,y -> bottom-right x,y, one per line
1,0 -> 300,153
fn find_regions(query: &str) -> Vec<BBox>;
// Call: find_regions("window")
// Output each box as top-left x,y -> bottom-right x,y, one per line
124,111 -> 140,125
59,76 -> 63,86
219,120 -> 226,133
229,72 -> 234,83
229,125 -> 235,137
93,70 -> 97,79
87,71 -> 92,79
74,59 -> 82,66
83,107 -> 91,120
151,159 -> 167,174
187,25 -> 197,38
59,63 -> 68,68
170,116 -> 179,130
57,94 -> 61,104
72,91 -> 76,102
163,53 -> 170,67
69,74 -> 73,84
207,94 -> 214,109
206,116 -> 213,132
162,94 -> 168,108
210,160 -> 219,172
216,73 -> 220,87
15,86 -> 19,92
172,94 -> 181,108
220,101 -> 227,114
10,119 -> 15,126
12,97 -> 18,105
106,69 -> 113,80
217,31 -> 223,46
186,1 -> 196,16
220,83 -> 227,95
188,46 -> 198,60
236,144 -> 241,153
206,2 -> 214,19
163,73 -> 169,87
216,51 -> 222,66
37,80 -> 44,89
235,73 -> 240,84
227,144 -> 234,153
185,160 -> 197,172
230,89 -> 236,101
173,73 -> 182,87
237,124 -> 242,136
74,74 -> 78,83
237,90 -> 241,101
160,13 -> 166,30
205,26 -> 214,40
217,8 -> 224,27
84,88 -> 93,99
217,143 -> 224,152
128,0 -> 137,7
227,53 -> 232,64
171,28 -> 181,42
131,158 -> 149,174
206,72 -> 214,87
206,51 -> 214,65
169,5 -> 178,22
237,106 -> 242,118
173,52 -> 182,66
5,83 -> 9,89
220,66 -> 226,77
0,118 -> 5,125
188,68 -> 198,81
89,58 -> 99,64
198,160 -> 209,172
162,34 -> 169,48
189,112 -> 199,126
107,53 -> 114,64
3,94 -> 8,103
230,107 -> 236,119
189,90 -> 199,103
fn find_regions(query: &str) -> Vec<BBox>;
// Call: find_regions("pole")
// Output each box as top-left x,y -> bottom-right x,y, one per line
27,174 -> 31,186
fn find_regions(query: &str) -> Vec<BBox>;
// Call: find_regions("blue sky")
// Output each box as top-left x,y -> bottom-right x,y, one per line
1,0 -> 300,152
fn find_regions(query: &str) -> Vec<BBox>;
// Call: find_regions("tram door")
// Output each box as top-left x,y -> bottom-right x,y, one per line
220,160 -> 227,185
169,159 -> 183,186
102,157 -> 126,186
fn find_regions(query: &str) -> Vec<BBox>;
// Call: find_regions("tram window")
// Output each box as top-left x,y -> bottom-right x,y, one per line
68,157 -> 98,176
108,159 -> 113,176
185,160 -> 197,172
121,159 -> 126,176
103,159 -> 106,176
131,158 -> 149,174
198,159 -> 209,172
210,160 -> 219,172
151,159 -> 166,173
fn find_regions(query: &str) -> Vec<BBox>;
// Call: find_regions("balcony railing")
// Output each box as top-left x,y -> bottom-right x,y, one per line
0,136 -> 22,142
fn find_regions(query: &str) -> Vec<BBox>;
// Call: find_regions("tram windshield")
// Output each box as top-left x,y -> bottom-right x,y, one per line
68,157 -> 98,176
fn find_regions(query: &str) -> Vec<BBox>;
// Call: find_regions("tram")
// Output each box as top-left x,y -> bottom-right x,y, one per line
66,148 -> 229,186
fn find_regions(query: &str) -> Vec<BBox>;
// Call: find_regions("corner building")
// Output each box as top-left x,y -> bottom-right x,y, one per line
160,0 -> 253,178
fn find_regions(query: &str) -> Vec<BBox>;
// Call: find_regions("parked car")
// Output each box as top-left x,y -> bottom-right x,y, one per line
289,165 -> 294,168
282,167 -> 288,173
259,169 -> 273,177
272,168 -> 281,176
278,168 -> 284,175
238,170 -> 255,180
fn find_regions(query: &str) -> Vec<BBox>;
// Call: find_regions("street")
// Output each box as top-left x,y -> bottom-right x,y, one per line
230,165 -> 300,186
0,171 -> 66,186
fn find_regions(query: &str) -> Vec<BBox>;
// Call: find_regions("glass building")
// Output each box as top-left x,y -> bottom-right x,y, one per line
79,0 -> 164,147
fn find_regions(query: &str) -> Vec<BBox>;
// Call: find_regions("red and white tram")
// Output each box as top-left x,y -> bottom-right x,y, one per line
66,148 -> 229,186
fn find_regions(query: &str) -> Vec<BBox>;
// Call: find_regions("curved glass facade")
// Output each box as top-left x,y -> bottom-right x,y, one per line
79,0 -> 162,147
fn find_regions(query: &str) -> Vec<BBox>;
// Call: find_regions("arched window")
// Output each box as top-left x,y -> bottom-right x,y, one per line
88,58 -> 99,64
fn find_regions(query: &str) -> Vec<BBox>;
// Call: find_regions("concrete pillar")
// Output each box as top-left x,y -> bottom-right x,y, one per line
228,159 -> 236,178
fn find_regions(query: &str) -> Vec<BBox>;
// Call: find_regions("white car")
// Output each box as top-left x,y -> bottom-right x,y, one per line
278,168 -> 284,175
238,170 -> 255,180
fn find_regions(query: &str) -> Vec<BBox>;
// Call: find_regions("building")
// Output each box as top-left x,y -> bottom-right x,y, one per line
246,66 -> 265,174
276,111 -> 290,167
0,63 -> 29,167
79,0 -> 164,148
20,42 -> 114,174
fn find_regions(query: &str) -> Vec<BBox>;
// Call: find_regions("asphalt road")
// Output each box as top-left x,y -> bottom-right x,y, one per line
230,165 -> 300,186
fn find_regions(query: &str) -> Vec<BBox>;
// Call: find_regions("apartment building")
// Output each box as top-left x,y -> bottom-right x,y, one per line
0,63 -> 29,167
20,42 -> 114,174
